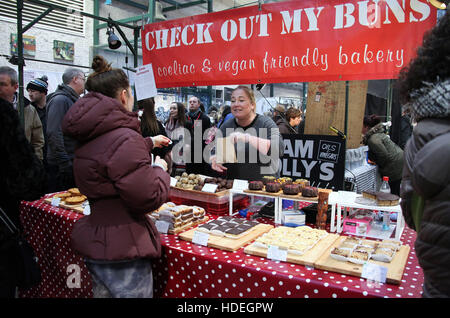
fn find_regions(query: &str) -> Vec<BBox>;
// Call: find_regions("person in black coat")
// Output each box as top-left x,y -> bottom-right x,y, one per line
397,7 -> 450,298
186,96 -> 212,175
0,97 -> 46,298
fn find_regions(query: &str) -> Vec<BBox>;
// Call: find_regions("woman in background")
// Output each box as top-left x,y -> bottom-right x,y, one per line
165,102 -> 192,173
139,97 -> 172,175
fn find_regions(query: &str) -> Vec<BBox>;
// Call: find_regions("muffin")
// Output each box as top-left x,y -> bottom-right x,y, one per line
265,182 -> 281,193
248,181 -> 264,191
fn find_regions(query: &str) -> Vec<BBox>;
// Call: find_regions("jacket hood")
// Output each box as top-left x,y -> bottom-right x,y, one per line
47,84 -> 79,104
362,122 -> 385,145
62,92 -> 139,142
408,78 -> 450,122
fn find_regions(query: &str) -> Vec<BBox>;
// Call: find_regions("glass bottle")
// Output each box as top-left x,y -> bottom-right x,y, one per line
380,176 -> 390,230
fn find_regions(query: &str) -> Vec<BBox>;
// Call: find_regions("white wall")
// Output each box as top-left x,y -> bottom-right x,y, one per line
0,0 -> 94,93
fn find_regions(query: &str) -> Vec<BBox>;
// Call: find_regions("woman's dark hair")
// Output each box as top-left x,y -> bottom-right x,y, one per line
85,55 -> 130,99
169,102 -> 187,127
221,105 -> 231,119
363,114 -> 381,128
397,10 -> 450,104
138,97 -> 159,137
285,107 -> 302,121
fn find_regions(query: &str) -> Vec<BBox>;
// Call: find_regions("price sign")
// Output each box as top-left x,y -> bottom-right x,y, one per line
155,220 -> 170,234
192,231 -> 209,246
202,183 -> 218,193
361,263 -> 387,283
51,197 -> 61,207
232,179 -> 249,191
267,245 -> 287,262
83,204 -> 91,216
170,177 -> 178,187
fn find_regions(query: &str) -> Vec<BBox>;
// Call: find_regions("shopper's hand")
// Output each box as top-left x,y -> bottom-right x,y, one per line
152,135 -> 171,148
154,156 -> 168,171
210,155 -> 227,173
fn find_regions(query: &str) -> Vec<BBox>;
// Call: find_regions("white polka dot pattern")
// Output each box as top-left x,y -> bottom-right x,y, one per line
19,197 -> 423,298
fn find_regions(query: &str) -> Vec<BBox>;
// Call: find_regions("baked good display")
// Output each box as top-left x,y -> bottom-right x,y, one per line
65,195 -> 87,205
265,182 -> 281,193
68,188 -> 81,195
362,190 -> 377,200
301,186 -> 318,197
196,216 -> 259,239
361,190 -> 400,206
331,238 -> 402,264
248,181 -> 264,191
149,203 -> 207,233
376,193 -> 400,206
282,183 -> 301,195
51,189 -> 87,206
53,192 -> 72,200
262,176 -> 276,185
254,226 -> 328,255
175,174 -> 233,193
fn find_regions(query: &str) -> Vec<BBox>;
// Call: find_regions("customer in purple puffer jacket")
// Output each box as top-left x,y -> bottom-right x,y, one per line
62,55 -> 171,298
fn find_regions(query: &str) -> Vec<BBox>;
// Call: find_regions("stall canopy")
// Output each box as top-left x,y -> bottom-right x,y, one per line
142,0 -> 436,88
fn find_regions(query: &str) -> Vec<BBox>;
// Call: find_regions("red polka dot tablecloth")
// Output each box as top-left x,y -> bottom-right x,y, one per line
19,196 -> 424,298
19,195 -> 93,298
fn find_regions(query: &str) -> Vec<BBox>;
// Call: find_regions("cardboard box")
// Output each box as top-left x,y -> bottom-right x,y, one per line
282,210 -> 305,227
343,215 -> 372,235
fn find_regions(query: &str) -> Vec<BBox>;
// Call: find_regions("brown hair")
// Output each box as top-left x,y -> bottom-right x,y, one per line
138,97 -> 159,137
233,85 -> 256,105
85,55 -> 130,99
363,114 -> 381,128
173,102 -> 187,126
285,107 -> 302,121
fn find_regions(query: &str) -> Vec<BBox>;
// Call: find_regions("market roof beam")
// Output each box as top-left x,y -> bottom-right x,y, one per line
22,7 -> 53,33
25,0 -> 139,30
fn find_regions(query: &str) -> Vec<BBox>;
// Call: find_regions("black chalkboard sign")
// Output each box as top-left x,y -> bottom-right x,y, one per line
279,134 -> 346,190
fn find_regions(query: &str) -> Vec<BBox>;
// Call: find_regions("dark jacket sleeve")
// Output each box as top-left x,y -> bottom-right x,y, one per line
411,132 -> 450,199
400,137 -> 417,230
0,101 -> 46,202
46,95 -> 73,168
106,132 -> 170,215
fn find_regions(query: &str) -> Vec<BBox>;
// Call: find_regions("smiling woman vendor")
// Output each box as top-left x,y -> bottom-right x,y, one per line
210,85 -> 284,180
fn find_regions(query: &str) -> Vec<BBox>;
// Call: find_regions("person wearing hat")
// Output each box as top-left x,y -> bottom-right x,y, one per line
27,76 -> 49,166
0,66 -> 44,161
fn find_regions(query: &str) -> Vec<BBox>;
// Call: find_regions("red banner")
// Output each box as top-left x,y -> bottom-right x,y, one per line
141,0 -> 436,88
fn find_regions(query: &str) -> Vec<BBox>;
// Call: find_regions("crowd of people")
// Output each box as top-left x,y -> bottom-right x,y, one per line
0,7 -> 448,299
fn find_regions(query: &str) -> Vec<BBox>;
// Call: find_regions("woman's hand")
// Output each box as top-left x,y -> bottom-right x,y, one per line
210,155 -> 227,173
152,135 -> 171,148
154,155 -> 168,171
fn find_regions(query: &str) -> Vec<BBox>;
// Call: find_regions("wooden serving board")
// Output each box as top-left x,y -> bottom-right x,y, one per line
244,233 -> 340,267
171,187 -> 229,197
179,223 -> 274,252
44,197 -> 85,214
314,236 -> 411,285
278,193 -> 319,202
243,189 -> 282,197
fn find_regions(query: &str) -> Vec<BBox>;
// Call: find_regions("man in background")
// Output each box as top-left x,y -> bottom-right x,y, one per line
27,76 -> 49,166
0,66 -> 44,161
186,96 -> 211,175
46,68 -> 85,192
